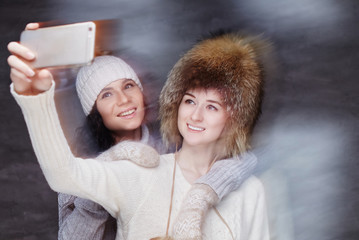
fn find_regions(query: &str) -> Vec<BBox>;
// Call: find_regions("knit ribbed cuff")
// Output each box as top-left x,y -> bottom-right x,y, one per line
10,81 -> 56,111
195,152 -> 257,200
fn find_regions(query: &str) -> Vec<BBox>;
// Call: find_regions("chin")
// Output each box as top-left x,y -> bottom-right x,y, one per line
109,120 -> 142,132
123,121 -> 142,131
183,137 -> 208,147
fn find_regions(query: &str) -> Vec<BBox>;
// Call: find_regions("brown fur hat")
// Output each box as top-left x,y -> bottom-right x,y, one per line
159,33 -> 270,157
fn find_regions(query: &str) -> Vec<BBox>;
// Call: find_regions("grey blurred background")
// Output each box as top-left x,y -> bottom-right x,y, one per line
0,0 -> 358,239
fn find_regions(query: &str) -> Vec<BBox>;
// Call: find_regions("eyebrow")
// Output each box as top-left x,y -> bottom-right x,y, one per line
184,92 -> 195,98
208,99 -> 223,106
184,92 -> 223,106
98,79 -> 135,94
123,78 -> 135,84
99,87 -> 113,94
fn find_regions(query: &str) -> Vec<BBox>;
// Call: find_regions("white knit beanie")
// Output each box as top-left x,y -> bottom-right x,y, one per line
76,55 -> 143,116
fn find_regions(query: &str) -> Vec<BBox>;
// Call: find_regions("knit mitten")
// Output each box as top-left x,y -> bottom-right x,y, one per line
196,152 -> 257,200
172,184 -> 219,240
96,141 -> 160,168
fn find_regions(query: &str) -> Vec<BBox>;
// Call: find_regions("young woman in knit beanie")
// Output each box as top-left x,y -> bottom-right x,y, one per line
8,23 -> 259,240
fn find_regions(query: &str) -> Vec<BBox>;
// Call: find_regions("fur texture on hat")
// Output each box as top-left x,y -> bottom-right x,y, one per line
159,33 -> 270,157
76,55 -> 143,116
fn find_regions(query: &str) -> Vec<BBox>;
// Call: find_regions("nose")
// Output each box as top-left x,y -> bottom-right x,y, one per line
116,90 -> 129,105
191,106 -> 203,122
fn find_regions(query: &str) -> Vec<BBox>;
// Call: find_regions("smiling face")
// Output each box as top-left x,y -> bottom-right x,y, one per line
95,78 -> 145,135
177,88 -> 229,149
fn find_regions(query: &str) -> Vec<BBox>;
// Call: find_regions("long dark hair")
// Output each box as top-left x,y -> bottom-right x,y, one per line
74,103 -> 115,157
86,103 -> 116,152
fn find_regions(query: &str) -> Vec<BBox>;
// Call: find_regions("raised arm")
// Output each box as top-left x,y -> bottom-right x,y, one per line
8,22 -> 161,218
11,83 -> 160,218
8,25 -> 120,239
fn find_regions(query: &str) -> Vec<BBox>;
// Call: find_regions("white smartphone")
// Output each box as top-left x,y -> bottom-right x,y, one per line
20,22 -> 96,68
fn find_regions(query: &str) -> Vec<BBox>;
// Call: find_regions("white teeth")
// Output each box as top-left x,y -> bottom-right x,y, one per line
119,109 -> 135,117
188,124 -> 204,131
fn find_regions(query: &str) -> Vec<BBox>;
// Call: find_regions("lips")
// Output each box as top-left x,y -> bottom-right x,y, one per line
187,123 -> 205,132
118,108 -> 136,118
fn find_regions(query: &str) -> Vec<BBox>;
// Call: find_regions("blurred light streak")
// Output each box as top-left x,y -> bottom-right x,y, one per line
253,112 -> 349,239
236,0 -> 345,30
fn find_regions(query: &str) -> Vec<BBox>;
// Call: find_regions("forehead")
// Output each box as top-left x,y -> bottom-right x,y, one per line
186,88 -> 223,101
103,78 -> 134,88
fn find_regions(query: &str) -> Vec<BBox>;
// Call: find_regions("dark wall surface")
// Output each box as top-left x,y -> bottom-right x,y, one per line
0,0 -> 358,239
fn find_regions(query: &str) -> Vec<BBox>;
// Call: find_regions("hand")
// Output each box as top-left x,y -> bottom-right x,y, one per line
172,184 -> 219,240
7,23 -> 53,95
96,141 -> 160,168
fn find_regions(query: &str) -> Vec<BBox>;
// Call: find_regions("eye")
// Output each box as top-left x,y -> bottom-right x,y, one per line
207,105 -> 218,111
184,99 -> 195,105
101,92 -> 112,99
124,82 -> 135,90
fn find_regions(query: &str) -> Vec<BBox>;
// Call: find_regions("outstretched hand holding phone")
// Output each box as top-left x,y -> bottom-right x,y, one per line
8,23 -> 53,96
8,21 -> 96,95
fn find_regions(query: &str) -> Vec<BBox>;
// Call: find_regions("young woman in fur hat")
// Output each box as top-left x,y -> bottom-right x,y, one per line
8,24 -> 259,240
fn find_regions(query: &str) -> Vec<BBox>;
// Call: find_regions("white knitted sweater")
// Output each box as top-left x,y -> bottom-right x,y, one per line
11,83 -> 269,240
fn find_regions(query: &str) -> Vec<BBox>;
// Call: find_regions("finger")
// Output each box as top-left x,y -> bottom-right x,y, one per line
33,69 -> 53,92
10,67 -> 32,83
25,23 -> 40,30
7,42 -> 36,61
7,55 -> 35,77
10,68 -> 32,94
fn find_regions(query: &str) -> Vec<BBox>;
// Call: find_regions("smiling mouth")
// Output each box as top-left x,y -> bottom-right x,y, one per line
118,108 -> 136,117
187,124 -> 205,131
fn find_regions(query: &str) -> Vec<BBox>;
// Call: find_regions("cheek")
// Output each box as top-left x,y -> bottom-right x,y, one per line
96,101 -> 113,122
177,104 -> 184,119
98,111 -> 111,127
177,105 -> 188,126
178,102 -> 191,118
97,101 -> 108,113
212,115 -> 229,133
177,105 -> 187,132
133,90 -> 145,107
